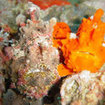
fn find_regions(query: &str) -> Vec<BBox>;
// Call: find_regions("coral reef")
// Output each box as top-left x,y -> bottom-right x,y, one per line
3,89 -> 29,105
0,0 -> 28,33
28,1 -> 96,33
83,0 -> 105,11
0,0 -> 105,105
0,28 -> 12,46
0,72 -> 5,105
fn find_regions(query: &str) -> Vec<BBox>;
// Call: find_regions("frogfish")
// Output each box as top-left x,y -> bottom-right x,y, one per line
52,9 -> 105,77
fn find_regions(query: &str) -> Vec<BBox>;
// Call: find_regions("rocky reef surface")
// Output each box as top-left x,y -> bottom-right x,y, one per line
0,0 -> 105,105
61,65 -> 105,105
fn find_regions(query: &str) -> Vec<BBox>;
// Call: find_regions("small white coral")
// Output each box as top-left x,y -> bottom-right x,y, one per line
70,33 -> 77,39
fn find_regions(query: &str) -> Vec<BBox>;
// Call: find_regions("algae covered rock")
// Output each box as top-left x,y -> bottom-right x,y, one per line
0,72 -> 5,105
3,89 -> 30,105
60,65 -> 105,105
0,0 -> 28,33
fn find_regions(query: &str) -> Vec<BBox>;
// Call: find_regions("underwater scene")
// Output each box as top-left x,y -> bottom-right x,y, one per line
0,0 -> 105,105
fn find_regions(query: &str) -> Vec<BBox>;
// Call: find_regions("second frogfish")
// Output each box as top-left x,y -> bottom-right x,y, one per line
52,9 -> 105,77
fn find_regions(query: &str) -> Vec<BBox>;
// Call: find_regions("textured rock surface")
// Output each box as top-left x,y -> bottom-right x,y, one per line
0,72 -> 5,105
60,65 -> 105,105
3,89 -> 30,105
0,0 -> 105,105
0,0 -> 28,33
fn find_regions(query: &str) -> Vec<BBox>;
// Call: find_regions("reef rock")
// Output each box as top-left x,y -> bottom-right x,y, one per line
60,65 -> 105,105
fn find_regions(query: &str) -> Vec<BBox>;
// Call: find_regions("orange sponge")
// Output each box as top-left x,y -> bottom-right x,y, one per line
29,0 -> 70,10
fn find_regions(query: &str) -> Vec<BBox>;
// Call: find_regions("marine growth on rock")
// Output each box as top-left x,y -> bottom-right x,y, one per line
1,1 -> 105,104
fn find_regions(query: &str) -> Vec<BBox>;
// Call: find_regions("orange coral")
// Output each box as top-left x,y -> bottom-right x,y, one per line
53,9 -> 105,77
29,0 -> 70,10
